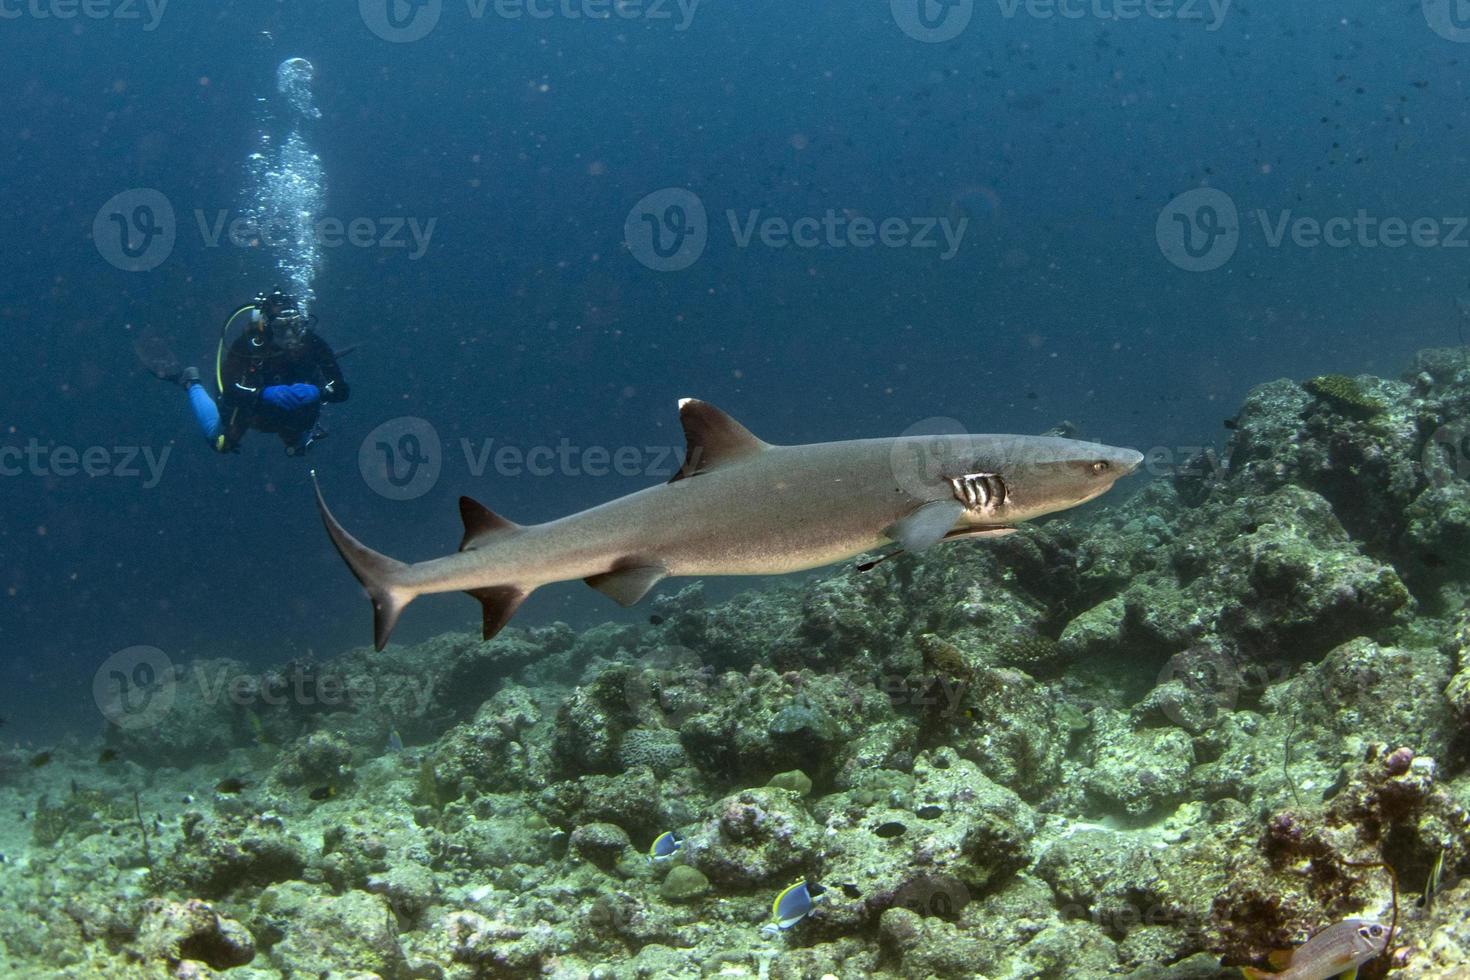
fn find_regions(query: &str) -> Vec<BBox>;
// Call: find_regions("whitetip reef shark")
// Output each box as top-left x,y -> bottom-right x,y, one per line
314,399 -> 1142,650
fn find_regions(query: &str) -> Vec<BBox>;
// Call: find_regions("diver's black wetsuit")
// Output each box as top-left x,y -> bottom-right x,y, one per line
211,330 -> 349,452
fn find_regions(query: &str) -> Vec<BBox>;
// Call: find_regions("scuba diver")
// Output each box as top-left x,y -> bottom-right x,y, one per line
141,289 -> 350,456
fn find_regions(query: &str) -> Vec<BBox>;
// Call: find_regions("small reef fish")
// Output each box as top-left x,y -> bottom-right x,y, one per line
29,751 -> 53,768
386,729 -> 404,754
762,879 -> 826,934
316,400 -> 1141,650
1241,917 -> 1390,980
309,785 -> 338,801
214,777 -> 249,794
97,749 -> 119,764
1421,845 -> 1446,913
648,831 -> 683,862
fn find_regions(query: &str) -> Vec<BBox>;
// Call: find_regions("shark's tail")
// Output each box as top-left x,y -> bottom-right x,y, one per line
312,472 -> 415,651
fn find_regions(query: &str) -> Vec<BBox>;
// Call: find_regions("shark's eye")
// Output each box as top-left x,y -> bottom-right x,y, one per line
1090,460 -> 1111,475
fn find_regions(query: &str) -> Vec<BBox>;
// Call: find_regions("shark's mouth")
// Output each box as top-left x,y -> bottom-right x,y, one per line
949,472 -> 1007,512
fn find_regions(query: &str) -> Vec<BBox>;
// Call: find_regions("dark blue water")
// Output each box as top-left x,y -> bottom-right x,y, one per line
2,0 -> 1467,738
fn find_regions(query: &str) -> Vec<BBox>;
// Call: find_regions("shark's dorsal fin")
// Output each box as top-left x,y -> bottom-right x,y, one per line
459,496 -> 521,552
585,562 -> 669,606
670,398 -> 770,482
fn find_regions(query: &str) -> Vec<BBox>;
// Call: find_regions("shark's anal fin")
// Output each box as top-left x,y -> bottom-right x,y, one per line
670,398 -> 771,482
585,563 -> 669,606
465,586 -> 527,641
887,500 -> 966,552
459,496 -> 521,551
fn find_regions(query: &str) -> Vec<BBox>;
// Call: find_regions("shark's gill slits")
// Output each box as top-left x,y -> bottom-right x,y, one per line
950,472 -> 1007,512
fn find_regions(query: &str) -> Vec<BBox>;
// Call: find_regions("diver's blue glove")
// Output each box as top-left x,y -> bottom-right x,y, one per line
260,383 -> 321,412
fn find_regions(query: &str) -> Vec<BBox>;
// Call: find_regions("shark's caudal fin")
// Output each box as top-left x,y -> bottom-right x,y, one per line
312,472 -> 415,651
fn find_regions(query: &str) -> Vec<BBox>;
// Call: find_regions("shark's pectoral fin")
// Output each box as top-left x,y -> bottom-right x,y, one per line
459,496 -> 522,551
585,563 -> 669,606
670,398 -> 772,482
465,585 -> 528,641
888,500 -> 966,552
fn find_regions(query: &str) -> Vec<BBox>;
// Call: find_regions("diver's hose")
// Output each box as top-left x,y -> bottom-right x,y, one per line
216,303 -> 260,393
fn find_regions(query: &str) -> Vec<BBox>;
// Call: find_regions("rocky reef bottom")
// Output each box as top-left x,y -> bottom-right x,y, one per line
6,350 -> 1470,978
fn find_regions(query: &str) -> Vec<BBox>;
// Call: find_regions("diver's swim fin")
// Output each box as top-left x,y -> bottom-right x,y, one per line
133,332 -> 181,382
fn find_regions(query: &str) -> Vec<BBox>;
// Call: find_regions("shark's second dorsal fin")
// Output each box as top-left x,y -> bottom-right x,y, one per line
459,496 -> 521,552
670,398 -> 770,482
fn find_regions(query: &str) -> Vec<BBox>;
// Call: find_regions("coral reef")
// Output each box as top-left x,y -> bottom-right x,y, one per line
6,349 -> 1470,976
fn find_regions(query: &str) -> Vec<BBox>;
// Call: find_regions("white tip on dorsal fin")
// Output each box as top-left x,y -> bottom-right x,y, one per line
670,399 -> 771,482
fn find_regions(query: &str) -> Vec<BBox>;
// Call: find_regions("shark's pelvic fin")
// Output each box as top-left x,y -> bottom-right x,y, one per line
670,398 -> 771,482
889,500 -> 965,552
313,472 -> 414,651
466,585 -> 527,641
459,495 -> 521,551
585,562 -> 670,606
943,525 -> 1018,541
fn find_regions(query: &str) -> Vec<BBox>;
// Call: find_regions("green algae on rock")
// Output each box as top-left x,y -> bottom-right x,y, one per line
1304,373 -> 1388,418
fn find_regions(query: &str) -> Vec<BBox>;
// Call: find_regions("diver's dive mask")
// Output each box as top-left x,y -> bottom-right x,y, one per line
271,308 -> 310,351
